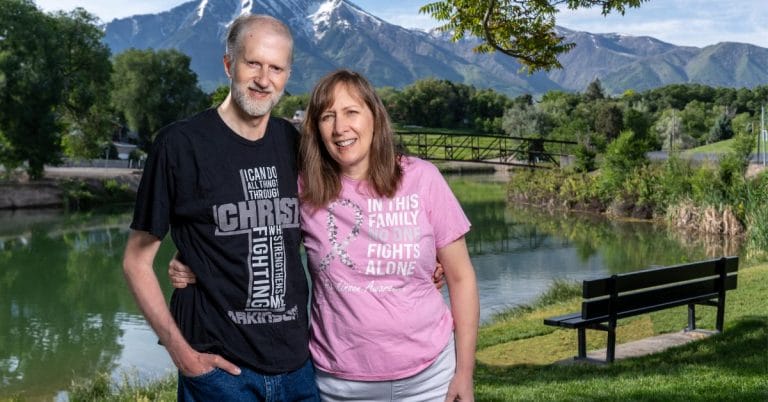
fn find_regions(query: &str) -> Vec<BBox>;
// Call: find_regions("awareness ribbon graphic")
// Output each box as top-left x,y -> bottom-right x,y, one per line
319,198 -> 363,271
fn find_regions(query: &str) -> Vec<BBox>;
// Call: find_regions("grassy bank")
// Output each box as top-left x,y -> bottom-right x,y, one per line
55,263 -> 768,401
473,262 -> 768,401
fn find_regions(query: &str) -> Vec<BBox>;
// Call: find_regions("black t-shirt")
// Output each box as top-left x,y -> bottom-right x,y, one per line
130,108 -> 309,374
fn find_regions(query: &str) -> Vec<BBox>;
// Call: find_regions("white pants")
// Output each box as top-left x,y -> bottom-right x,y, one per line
315,335 -> 456,402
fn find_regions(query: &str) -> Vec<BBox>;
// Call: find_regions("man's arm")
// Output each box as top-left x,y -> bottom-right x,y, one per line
123,230 -> 240,376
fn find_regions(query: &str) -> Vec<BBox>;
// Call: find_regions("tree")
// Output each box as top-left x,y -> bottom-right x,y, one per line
593,102 -> 623,141
0,2 -> 115,177
468,88 -> 512,133
600,129 -> 650,192
398,78 -> 472,128
708,112 -> 734,143
653,108 -> 696,151
54,8 -> 114,159
209,84 -> 229,107
502,103 -> 555,138
679,100 -> 710,143
273,94 -> 309,120
111,49 -> 208,150
0,0 -> 63,178
420,0 -> 647,72
583,78 -> 606,102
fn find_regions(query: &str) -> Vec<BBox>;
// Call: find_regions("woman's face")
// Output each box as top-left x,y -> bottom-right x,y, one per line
318,84 -> 375,180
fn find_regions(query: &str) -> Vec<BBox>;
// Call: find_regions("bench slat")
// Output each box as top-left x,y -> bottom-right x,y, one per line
543,312 -> 581,327
583,256 -> 738,298
582,275 -> 737,319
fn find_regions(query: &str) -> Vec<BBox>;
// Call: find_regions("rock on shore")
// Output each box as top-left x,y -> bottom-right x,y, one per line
1,167 -> 141,209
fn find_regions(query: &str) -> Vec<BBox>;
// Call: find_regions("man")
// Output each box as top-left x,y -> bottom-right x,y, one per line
122,14 -> 319,401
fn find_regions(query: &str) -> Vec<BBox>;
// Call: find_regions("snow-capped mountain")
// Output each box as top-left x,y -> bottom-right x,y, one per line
102,0 -> 768,95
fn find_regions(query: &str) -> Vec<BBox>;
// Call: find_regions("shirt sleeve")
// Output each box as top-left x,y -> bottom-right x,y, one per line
130,130 -> 174,240
422,162 -> 471,249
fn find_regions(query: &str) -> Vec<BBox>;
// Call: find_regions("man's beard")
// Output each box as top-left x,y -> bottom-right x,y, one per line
231,82 -> 284,117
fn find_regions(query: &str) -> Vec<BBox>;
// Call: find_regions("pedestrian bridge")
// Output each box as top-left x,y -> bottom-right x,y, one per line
395,131 -> 577,168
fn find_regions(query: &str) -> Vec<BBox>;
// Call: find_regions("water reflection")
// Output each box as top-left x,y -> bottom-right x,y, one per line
0,210 -> 174,401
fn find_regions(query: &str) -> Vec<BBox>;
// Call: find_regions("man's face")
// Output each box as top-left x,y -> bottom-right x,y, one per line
226,28 -> 292,118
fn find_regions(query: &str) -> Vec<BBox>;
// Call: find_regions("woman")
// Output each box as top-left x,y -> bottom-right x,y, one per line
299,69 -> 478,401
172,69 -> 478,401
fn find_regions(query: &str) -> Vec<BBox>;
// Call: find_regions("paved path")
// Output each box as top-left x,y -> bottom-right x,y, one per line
556,330 -> 716,365
44,166 -> 140,178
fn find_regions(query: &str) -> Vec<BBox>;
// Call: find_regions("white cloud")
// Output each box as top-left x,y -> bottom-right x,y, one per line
557,0 -> 768,48
379,13 -> 439,31
34,0 -> 185,22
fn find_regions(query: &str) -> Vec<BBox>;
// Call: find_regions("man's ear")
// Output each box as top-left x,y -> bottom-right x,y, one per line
223,55 -> 233,79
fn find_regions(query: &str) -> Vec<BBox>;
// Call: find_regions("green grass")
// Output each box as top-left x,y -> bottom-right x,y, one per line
64,371 -> 177,402
59,265 -> 768,401
474,263 -> 768,401
448,178 -> 508,203
682,137 -> 760,156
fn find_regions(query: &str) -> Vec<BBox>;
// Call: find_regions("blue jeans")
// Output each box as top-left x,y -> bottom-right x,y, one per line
177,359 -> 320,402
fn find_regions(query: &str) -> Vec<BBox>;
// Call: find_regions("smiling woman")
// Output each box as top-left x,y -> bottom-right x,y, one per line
298,69 -> 480,401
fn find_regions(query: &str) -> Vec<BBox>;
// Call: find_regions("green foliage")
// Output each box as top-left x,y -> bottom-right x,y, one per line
60,178 -> 134,211
508,169 -> 606,207
501,103 -> 555,137
573,141 -> 597,172
383,78 -> 512,132
656,154 -> 694,206
689,165 -> 723,205
653,108 -> 699,151
708,112 -> 735,143
54,8 -> 114,160
272,94 -> 309,119
679,100 -> 710,143
744,172 -> 768,258
0,1 -> 113,177
593,101 -> 624,141
583,78 -> 605,101
469,88 -> 513,133
209,84 -> 229,106
622,107 -> 651,140
0,0 -> 64,178
111,48 -> 208,150
61,179 -> 95,210
68,371 -> 176,402
420,0 -> 648,72
599,129 -> 649,194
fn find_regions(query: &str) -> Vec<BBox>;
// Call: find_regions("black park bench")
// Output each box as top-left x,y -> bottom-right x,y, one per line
544,256 -> 739,363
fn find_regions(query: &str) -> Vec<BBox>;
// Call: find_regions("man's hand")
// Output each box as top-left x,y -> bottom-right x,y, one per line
174,348 -> 241,377
433,261 -> 445,290
169,254 -> 197,288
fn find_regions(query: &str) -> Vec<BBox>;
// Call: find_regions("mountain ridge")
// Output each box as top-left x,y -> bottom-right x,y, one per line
101,0 -> 768,96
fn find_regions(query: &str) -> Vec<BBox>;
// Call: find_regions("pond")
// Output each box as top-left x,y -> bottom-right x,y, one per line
0,177 -> 737,400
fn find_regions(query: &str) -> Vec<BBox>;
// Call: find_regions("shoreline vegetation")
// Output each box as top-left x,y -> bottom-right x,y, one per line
506,146 -> 768,259
35,262 -> 765,401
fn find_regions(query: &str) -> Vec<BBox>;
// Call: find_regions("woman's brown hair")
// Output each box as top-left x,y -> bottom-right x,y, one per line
299,69 -> 403,209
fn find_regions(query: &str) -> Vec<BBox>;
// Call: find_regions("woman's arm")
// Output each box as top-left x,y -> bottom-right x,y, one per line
437,236 -> 479,402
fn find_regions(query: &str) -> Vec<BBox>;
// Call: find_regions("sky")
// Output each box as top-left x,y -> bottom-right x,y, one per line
33,0 -> 768,48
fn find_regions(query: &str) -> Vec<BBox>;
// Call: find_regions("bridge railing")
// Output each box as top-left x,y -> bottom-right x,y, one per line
395,131 -> 577,168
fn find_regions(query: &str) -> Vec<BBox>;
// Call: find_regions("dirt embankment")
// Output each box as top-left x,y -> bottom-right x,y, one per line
0,167 -> 141,209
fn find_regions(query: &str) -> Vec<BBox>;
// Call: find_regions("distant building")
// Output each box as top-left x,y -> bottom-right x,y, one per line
292,110 -> 305,124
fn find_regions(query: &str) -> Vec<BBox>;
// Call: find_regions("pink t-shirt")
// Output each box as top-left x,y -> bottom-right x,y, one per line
300,157 -> 471,381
